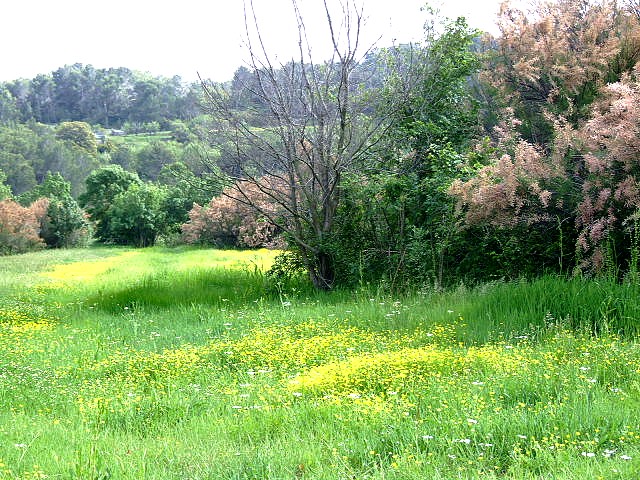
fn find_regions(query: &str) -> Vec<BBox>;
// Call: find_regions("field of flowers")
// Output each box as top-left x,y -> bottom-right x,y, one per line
0,247 -> 639,479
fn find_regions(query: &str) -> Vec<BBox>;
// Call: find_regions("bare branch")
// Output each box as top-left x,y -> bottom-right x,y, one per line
199,0 -> 411,289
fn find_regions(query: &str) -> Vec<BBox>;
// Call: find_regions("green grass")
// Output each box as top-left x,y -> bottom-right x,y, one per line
0,247 -> 639,479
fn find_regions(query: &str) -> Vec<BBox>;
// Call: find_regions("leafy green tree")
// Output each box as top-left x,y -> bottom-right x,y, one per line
18,171 -> 71,205
0,151 -> 36,195
168,120 -> 194,144
129,78 -> 163,123
108,183 -> 167,246
0,124 -> 41,194
28,74 -> 55,124
52,64 -> 88,121
2,63 -> 200,126
41,197 -> 89,248
93,68 -> 133,127
6,80 -> 33,122
157,162 -> 222,234
79,165 -> 141,242
387,17 -> 480,175
135,140 -> 179,181
109,143 -> 136,171
0,85 -> 19,124
55,121 -> 98,153
0,122 -> 103,197
327,18 -> 482,289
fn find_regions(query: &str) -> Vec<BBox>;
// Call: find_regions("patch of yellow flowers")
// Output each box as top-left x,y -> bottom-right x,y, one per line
41,250 -> 141,286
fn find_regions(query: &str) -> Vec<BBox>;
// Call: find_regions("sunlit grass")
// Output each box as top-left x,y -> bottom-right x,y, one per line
0,247 -> 638,479
42,250 -> 140,285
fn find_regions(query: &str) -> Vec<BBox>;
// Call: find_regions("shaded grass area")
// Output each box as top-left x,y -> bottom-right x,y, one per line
0,247 -> 638,479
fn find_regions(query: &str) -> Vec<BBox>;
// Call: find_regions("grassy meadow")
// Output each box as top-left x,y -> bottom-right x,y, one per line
0,247 -> 639,479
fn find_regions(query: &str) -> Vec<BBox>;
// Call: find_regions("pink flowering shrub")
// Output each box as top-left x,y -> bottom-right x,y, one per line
574,70 -> 640,269
450,0 -> 640,274
452,68 -> 640,273
182,180 -> 282,248
0,198 -> 49,255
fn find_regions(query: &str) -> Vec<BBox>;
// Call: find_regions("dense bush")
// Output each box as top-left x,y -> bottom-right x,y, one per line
0,198 -> 48,255
108,183 -> 167,247
79,165 -> 141,242
182,180 -> 281,248
18,173 -> 89,248
40,198 -> 90,248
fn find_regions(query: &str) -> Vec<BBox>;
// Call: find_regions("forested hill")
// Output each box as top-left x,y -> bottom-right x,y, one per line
0,63 -> 202,128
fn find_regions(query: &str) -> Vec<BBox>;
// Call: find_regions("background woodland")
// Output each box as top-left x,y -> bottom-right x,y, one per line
2,0 -> 640,290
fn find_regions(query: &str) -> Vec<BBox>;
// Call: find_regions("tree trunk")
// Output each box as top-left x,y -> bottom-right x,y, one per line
309,251 -> 335,290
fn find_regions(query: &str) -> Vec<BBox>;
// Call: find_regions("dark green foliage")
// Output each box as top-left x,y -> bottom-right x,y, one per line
20,173 -> 89,248
40,197 -> 89,248
0,170 -> 12,200
324,19 -> 483,289
157,162 -> 220,235
0,123 -> 104,196
0,85 -> 19,124
2,63 -> 200,127
384,17 -> 481,172
0,125 -> 41,195
18,172 -> 71,206
107,183 -> 167,247
135,141 -> 179,181
79,165 -> 141,242
55,121 -> 98,153
108,143 -> 136,171
446,221 -> 576,284
266,250 -> 309,290
168,120 -> 195,144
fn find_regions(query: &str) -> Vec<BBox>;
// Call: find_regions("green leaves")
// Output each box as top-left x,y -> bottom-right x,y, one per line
108,183 -> 167,247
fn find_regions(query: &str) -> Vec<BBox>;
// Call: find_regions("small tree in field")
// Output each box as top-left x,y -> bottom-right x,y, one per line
19,172 -> 89,248
108,183 -> 167,247
79,165 -> 141,242
201,0 -> 400,289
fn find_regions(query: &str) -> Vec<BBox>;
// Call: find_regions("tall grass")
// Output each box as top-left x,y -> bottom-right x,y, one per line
0,247 -> 638,479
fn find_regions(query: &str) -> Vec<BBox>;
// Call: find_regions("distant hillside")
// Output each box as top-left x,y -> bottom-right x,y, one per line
0,63 -> 202,128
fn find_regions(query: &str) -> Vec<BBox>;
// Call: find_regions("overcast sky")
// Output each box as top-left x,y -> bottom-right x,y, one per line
1,0 -> 514,83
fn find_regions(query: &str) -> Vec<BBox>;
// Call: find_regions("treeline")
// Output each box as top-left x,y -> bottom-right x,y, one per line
0,119 -> 216,196
0,64 -> 201,128
4,0 -> 640,291
191,0 -> 640,289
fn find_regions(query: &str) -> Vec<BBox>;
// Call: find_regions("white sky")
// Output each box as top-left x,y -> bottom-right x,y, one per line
1,0 -> 512,83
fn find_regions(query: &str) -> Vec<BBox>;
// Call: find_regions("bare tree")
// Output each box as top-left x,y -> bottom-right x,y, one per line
200,0 -> 396,289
